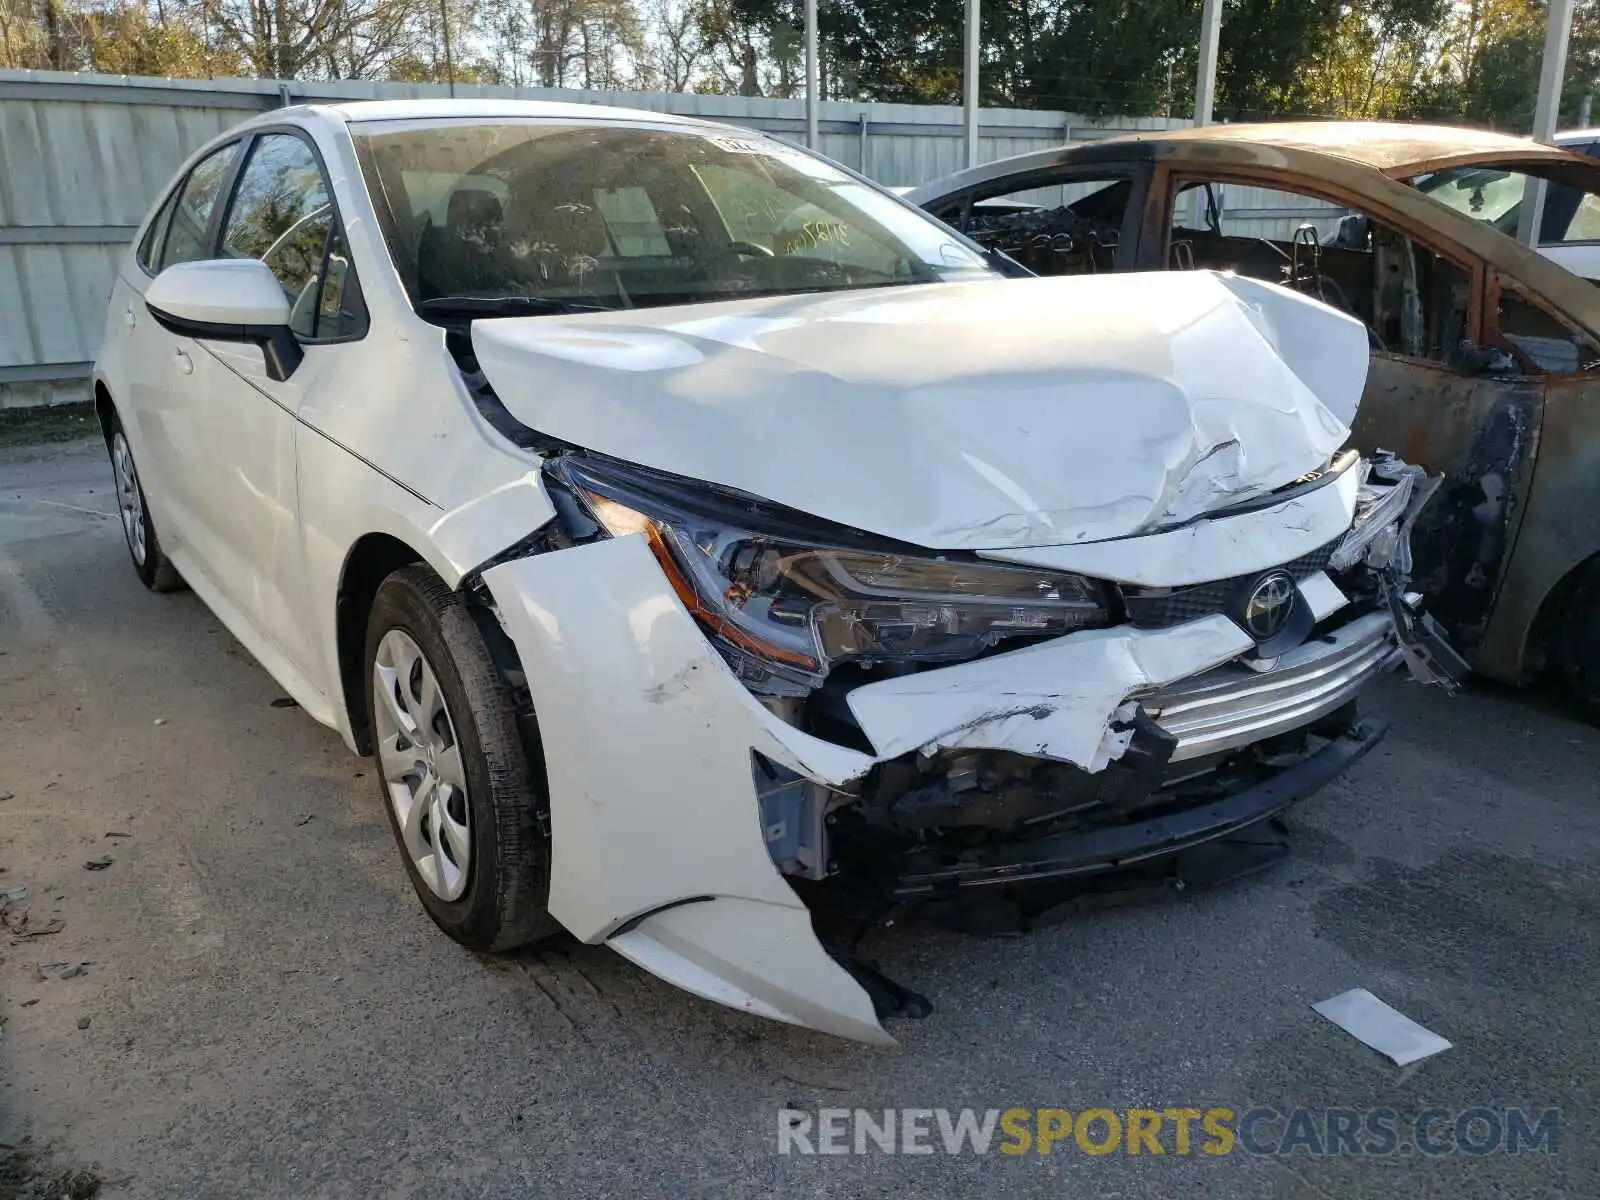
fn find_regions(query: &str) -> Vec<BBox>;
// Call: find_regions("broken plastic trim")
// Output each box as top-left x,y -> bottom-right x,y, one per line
435,320 -> 580,456
1331,450 -> 1442,573
610,895 -> 716,938
546,452 -> 960,556
828,951 -> 933,1021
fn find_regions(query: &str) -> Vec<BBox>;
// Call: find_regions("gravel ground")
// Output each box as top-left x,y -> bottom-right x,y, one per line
2,438 -> 1596,1199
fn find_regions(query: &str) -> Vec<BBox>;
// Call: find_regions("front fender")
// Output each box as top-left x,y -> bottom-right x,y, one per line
482,535 -> 889,1044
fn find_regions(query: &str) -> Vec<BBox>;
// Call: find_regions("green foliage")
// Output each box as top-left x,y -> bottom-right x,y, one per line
1415,0 -> 1600,128
4,0 -> 1598,133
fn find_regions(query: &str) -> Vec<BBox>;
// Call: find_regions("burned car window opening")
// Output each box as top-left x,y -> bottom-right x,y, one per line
1168,177 -> 1471,364
943,176 -> 1132,276
351,121 -> 1000,316
1495,278 -> 1600,373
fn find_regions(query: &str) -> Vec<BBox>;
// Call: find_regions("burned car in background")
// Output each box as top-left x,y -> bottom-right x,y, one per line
99,103 -> 1455,1044
911,122 -> 1600,722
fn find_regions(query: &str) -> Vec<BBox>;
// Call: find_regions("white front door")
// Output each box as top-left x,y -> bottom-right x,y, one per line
164,130 -> 361,680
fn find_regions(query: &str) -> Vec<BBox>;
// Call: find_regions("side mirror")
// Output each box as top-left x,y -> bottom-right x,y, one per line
145,259 -> 303,381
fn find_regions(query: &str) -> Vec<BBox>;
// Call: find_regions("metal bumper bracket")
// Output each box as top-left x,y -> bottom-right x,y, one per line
1380,571 -> 1471,690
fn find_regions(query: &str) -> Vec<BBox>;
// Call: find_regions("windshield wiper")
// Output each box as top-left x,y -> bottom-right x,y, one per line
416,295 -> 616,319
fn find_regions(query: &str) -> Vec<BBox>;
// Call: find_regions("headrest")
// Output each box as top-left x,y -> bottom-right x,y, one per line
448,188 -> 503,231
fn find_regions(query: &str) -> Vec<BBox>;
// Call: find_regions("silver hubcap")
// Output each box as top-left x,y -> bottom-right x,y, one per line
113,432 -> 147,566
373,629 -> 471,901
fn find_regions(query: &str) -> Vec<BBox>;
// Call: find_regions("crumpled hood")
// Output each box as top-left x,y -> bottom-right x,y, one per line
472,271 -> 1367,551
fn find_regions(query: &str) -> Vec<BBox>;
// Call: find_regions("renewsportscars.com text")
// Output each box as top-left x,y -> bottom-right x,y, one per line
777,1106 -> 1561,1158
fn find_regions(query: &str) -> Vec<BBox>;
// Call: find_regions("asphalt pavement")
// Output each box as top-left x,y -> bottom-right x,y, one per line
1,437 -> 1596,1199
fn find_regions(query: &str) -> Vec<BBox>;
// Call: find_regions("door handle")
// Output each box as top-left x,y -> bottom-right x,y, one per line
123,306 -> 137,330
174,349 -> 193,376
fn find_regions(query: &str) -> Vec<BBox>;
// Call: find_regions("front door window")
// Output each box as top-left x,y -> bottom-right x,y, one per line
1169,176 -> 1472,365
219,133 -> 350,340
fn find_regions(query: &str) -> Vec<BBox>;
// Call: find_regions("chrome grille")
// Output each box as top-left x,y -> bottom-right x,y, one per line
1122,538 -> 1341,629
1140,612 -> 1399,762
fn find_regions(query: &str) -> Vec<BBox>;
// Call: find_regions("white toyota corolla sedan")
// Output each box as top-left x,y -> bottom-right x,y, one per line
95,100 -> 1458,1044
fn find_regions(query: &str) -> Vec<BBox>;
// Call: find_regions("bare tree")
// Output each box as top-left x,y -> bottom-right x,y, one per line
641,0 -> 703,90
476,0 -> 647,89
196,0 -> 429,79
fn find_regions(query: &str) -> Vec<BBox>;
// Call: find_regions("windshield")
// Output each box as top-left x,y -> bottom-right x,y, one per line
1411,162 -> 1600,246
1412,167 -> 1531,230
350,119 -> 1000,313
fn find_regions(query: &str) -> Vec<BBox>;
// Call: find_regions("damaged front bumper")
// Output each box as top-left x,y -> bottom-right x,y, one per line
478,454 -> 1459,1046
889,717 -> 1388,895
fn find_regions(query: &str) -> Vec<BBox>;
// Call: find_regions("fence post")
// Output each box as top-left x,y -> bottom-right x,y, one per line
1517,0 -> 1576,245
963,0 -> 981,167
805,0 -> 819,149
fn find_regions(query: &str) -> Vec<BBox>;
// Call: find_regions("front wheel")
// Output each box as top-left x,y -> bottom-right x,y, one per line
364,565 -> 559,951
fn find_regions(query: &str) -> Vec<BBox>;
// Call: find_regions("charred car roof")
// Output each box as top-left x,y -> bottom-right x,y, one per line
907,121 -> 1593,186
1105,121 -> 1578,175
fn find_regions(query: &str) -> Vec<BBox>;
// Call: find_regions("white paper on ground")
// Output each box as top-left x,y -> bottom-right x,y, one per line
1312,988 -> 1453,1066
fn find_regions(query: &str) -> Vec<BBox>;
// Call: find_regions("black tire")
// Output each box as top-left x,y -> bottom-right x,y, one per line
104,410 -> 183,593
364,564 -> 559,951
1560,562 -> 1600,726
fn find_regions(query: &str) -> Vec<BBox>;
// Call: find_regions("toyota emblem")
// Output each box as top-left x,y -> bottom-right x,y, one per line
1242,571 -> 1297,641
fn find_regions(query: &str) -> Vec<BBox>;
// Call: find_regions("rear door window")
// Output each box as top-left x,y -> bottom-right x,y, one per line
1495,279 -> 1600,372
1550,189 -> 1600,243
156,143 -> 240,271
136,187 -> 180,274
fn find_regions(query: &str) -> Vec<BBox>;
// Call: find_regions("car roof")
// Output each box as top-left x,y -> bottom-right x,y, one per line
233,97 -> 735,138
1115,121 -> 1570,172
319,98 -> 714,126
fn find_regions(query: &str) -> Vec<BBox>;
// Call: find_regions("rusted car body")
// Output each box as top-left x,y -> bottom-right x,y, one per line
909,123 -> 1600,713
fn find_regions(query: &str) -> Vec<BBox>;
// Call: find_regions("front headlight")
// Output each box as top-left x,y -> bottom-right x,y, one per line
551,457 -> 1110,692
